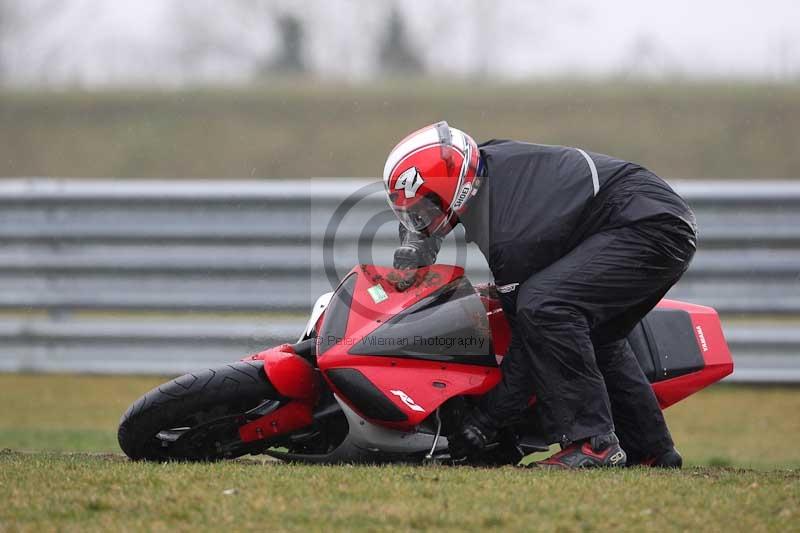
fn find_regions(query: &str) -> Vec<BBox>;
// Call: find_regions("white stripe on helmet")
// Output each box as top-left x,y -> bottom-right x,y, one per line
383,124 -> 468,185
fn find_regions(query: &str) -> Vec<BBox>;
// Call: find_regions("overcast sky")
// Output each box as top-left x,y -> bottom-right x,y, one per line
2,0 -> 798,86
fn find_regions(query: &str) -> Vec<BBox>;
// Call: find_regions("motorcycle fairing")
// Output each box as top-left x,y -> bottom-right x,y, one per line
299,291 -> 334,342
237,345 -> 321,443
347,276 -> 495,366
264,394 -> 449,463
122,260 -> 734,465
322,355 -> 502,430
649,299 -> 733,408
238,401 -> 314,443
317,265 -> 502,431
244,345 -> 319,402
242,265 -> 732,449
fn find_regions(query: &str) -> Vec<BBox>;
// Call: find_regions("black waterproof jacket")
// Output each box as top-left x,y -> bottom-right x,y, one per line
458,140 -> 696,289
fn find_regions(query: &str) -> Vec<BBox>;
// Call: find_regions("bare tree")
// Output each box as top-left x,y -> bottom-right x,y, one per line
0,0 -> 16,81
172,3 -> 260,76
0,0 -> 95,85
619,34 -> 682,80
378,7 -> 423,75
268,13 -> 305,74
173,1 -> 309,82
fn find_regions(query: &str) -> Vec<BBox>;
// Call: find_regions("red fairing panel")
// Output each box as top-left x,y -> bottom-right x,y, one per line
651,299 -> 734,408
243,344 -> 320,403
238,345 -> 320,443
315,265 -> 732,431
238,401 -> 313,443
318,265 -> 501,430
478,285 -> 512,358
325,354 -> 501,430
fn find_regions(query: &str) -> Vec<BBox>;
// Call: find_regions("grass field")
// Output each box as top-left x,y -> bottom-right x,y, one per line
2,82 -> 799,180
0,374 -> 798,531
2,451 -> 798,532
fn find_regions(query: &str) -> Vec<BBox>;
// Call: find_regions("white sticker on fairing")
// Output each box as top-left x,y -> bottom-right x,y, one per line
695,325 -> 709,352
367,284 -> 389,304
390,390 -> 426,412
395,167 -> 425,198
451,182 -> 472,209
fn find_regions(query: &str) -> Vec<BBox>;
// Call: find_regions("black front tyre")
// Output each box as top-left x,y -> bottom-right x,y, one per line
118,361 -> 280,461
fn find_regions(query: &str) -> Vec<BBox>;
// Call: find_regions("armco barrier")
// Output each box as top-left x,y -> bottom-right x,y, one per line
1,178 -> 799,382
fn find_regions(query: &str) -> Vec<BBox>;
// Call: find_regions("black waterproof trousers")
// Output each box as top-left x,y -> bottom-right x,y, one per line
481,216 -> 697,459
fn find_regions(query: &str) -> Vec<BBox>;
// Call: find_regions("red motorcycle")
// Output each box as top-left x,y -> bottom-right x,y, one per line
118,264 -> 733,464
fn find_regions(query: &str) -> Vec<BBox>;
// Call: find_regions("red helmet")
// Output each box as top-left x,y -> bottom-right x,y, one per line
383,121 -> 481,237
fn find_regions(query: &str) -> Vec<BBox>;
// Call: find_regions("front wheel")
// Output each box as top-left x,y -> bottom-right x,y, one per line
118,361 -> 281,461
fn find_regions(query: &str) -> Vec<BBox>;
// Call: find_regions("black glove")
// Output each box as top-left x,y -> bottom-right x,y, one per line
393,244 -> 427,269
448,408 -> 499,461
392,246 -> 422,291
392,224 -> 442,291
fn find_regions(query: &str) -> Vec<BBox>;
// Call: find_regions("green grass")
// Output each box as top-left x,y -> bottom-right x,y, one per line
2,374 -> 799,469
1,82 -> 799,180
0,374 -> 798,531
0,373 -> 164,450
1,452 -> 798,532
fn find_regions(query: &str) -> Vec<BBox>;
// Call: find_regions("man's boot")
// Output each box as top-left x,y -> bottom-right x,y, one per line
626,447 -> 682,468
535,432 -> 627,468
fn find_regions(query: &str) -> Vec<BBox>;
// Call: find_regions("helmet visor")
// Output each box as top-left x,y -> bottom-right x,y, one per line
390,193 -> 446,235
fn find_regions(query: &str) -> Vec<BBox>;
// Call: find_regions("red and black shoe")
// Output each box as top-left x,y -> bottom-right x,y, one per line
626,448 -> 683,469
535,432 -> 627,469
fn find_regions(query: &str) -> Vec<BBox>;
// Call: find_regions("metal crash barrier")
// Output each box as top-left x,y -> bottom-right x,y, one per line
1,178 -> 799,382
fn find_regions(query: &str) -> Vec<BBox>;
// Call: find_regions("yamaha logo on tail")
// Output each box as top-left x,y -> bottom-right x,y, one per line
695,325 -> 709,352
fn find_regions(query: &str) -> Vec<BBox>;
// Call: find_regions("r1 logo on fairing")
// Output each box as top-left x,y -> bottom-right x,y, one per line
389,389 -> 426,412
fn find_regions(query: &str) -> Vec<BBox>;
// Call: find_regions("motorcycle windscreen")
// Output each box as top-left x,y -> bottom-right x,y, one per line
348,278 -> 496,366
316,273 -> 357,357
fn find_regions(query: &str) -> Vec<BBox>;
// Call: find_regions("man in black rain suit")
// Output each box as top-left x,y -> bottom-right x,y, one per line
383,122 -> 695,468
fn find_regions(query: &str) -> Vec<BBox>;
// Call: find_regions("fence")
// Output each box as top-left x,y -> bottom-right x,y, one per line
1,178 -> 799,381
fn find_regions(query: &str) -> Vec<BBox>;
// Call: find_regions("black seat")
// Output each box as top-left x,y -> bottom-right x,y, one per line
627,308 -> 705,383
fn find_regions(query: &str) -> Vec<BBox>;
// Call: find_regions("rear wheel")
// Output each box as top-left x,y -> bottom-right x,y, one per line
118,361 -> 282,461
